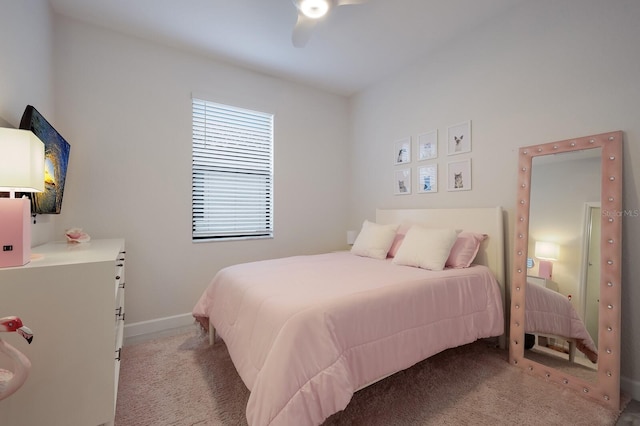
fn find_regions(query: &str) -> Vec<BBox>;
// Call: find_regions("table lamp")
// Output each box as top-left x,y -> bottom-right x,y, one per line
0,128 -> 45,268
535,241 -> 559,280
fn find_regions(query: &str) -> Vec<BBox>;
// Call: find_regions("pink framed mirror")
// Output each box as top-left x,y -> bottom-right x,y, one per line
509,131 -> 622,410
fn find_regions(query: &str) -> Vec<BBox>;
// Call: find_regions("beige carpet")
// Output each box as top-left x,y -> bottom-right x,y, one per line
115,329 -> 624,425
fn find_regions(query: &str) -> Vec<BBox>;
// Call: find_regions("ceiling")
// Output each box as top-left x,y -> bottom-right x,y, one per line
49,0 -> 523,96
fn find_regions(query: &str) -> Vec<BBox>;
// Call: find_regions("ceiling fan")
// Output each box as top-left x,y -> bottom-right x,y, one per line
291,0 -> 369,48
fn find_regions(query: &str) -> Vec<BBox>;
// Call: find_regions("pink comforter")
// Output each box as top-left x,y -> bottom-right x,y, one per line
193,252 -> 504,426
524,281 -> 598,362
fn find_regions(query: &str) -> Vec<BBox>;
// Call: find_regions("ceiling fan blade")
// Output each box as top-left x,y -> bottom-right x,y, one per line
336,0 -> 369,5
292,12 -> 318,48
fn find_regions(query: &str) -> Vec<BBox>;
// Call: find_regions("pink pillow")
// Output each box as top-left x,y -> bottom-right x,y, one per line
387,225 -> 411,258
445,232 -> 487,268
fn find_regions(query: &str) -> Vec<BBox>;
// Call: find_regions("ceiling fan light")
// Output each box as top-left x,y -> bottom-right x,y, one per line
300,0 -> 330,19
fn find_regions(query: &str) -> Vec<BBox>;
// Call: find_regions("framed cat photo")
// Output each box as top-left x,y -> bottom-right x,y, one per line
447,158 -> 471,192
394,137 -> 411,165
417,164 -> 438,193
447,120 -> 471,156
394,168 -> 412,195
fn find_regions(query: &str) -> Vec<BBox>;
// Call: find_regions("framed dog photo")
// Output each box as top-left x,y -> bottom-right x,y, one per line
394,168 -> 411,195
417,164 -> 438,193
394,137 -> 411,165
447,159 -> 471,191
447,120 -> 471,156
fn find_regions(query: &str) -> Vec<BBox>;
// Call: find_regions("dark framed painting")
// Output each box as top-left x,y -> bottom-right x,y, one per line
19,105 -> 71,214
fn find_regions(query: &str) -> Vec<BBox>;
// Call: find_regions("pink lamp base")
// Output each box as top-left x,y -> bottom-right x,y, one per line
538,260 -> 553,280
0,198 -> 31,268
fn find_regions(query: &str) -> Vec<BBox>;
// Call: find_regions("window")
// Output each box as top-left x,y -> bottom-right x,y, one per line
192,98 -> 274,241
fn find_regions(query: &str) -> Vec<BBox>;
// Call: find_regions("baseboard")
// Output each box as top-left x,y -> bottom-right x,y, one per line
621,375 -> 640,401
124,313 -> 195,339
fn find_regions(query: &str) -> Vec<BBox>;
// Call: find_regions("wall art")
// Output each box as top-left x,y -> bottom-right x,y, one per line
417,164 -> 438,193
394,168 -> 411,195
447,120 -> 471,156
417,130 -> 438,161
394,137 -> 411,165
447,158 -> 471,191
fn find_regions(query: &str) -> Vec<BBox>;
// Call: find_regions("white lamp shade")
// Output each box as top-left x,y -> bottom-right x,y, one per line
535,241 -> 559,261
0,128 -> 45,193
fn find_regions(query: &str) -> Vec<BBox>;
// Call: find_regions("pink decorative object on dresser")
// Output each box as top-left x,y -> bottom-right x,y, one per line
65,227 -> 91,243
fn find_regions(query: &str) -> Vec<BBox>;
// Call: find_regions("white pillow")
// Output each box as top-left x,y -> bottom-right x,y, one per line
392,226 -> 458,271
350,220 -> 399,260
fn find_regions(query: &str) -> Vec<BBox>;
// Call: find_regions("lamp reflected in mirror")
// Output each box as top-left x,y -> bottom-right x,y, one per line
535,241 -> 559,279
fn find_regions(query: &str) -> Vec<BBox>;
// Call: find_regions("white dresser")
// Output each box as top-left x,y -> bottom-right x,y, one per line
0,239 -> 125,426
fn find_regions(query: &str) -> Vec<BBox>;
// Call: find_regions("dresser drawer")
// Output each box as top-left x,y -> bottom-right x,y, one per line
115,284 -> 125,327
114,251 -> 126,337
114,250 -> 126,422
115,288 -> 125,355
114,251 -> 125,298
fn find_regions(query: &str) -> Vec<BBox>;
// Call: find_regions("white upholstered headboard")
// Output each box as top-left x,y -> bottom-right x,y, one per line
376,207 -> 506,337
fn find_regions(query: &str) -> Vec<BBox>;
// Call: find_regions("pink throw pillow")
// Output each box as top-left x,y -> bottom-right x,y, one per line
387,225 -> 411,258
445,232 -> 487,268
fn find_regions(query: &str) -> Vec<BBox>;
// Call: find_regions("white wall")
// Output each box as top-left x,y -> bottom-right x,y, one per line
349,0 -> 640,396
0,1 -> 53,126
0,0 -> 56,246
51,15 -> 350,327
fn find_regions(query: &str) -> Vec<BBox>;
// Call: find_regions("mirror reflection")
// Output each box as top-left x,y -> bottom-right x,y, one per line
524,148 -> 601,381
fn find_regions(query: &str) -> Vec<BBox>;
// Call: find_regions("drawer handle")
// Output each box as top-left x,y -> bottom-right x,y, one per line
115,275 -> 121,280
115,308 -> 125,321
115,348 -> 122,361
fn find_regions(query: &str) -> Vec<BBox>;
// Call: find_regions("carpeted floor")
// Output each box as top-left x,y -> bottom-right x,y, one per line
115,328 -> 625,425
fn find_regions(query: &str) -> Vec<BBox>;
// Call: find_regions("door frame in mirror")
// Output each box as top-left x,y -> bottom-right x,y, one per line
509,131 -> 623,410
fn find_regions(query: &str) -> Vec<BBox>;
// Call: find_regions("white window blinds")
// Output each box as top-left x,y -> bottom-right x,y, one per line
192,98 -> 274,241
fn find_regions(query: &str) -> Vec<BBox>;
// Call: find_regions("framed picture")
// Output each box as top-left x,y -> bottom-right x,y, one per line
447,120 -> 471,155
417,164 -> 438,193
394,168 -> 411,195
19,105 -> 71,214
417,130 -> 438,161
447,159 -> 471,191
394,137 -> 411,165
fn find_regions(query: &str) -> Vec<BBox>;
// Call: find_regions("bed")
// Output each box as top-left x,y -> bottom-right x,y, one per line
525,280 -> 598,363
192,207 -> 506,426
